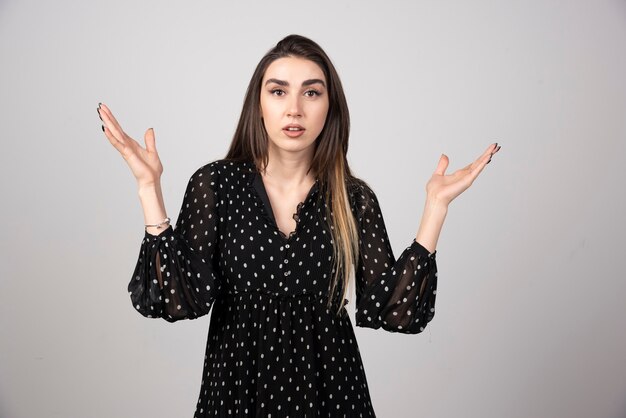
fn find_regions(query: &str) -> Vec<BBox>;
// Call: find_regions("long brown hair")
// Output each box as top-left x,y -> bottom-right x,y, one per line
224,34 -> 362,315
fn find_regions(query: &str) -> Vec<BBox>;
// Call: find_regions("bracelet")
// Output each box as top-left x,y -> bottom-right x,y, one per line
145,217 -> 171,231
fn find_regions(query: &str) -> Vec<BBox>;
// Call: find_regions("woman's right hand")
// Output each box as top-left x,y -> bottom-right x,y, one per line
97,102 -> 163,187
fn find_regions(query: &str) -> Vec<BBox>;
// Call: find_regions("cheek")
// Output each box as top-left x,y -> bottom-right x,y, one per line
260,99 -> 279,122
259,96 -> 267,119
315,104 -> 330,128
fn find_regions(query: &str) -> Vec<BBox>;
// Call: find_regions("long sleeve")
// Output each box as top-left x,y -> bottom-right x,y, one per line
351,182 -> 438,334
128,162 -> 223,322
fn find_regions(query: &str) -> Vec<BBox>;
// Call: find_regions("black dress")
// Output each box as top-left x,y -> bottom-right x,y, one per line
129,159 -> 438,417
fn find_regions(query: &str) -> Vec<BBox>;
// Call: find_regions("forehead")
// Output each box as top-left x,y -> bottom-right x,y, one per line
263,56 -> 326,83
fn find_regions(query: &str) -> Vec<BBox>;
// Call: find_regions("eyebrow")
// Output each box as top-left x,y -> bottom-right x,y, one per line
264,78 -> 326,88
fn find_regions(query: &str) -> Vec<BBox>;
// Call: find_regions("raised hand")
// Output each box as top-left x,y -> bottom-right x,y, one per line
97,102 -> 163,187
414,143 -> 501,253
425,143 -> 501,208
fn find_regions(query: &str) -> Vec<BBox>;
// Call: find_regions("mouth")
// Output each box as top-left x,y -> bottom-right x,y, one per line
282,124 -> 306,138
283,124 -> 305,132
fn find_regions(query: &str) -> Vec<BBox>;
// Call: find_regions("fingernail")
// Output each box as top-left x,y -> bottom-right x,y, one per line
101,125 -> 105,132
98,102 -> 102,108
97,108 -> 102,120
496,145 -> 501,152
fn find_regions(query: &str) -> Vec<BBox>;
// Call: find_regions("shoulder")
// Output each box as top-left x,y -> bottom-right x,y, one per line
346,176 -> 379,218
188,158 -> 253,186
347,176 -> 378,202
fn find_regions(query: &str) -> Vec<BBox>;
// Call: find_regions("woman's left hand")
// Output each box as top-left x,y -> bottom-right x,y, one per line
425,142 -> 501,208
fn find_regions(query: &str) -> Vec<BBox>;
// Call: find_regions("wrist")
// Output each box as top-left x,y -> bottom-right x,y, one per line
415,199 -> 448,254
137,181 -> 168,229
138,181 -> 162,196
423,197 -> 448,215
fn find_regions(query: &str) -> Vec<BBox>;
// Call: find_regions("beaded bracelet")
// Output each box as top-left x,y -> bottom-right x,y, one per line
145,217 -> 171,231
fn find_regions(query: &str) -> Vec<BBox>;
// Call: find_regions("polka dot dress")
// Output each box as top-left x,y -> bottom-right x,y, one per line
129,159 -> 438,417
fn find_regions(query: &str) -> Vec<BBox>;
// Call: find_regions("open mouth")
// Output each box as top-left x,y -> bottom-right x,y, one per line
283,124 -> 305,131
282,124 -> 306,137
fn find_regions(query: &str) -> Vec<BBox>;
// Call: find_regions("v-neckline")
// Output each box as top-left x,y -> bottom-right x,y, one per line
250,168 -> 319,242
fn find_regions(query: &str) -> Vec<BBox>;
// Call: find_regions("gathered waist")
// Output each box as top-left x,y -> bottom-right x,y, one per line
219,287 -> 349,309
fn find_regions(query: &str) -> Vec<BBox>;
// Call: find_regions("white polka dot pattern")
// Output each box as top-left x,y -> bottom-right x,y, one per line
128,159 -> 438,416
350,182 -> 438,334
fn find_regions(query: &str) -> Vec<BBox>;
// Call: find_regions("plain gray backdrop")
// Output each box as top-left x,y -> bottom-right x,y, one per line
1,0 -> 625,417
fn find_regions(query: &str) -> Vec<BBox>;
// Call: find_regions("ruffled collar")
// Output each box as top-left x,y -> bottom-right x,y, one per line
245,161 -> 320,242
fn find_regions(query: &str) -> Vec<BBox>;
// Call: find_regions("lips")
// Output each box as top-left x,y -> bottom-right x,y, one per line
282,123 -> 305,132
282,123 -> 306,138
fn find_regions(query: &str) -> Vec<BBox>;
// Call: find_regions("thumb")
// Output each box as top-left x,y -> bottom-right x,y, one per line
434,153 -> 449,176
144,128 -> 156,153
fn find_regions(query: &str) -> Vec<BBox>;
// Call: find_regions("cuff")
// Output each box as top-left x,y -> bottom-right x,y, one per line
144,224 -> 174,240
410,238 -> 437,259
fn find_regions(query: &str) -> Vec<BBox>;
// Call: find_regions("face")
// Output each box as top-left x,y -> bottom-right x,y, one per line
260,56 -> 329,157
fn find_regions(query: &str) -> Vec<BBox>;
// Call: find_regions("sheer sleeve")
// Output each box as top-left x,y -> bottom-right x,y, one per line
351,182 -> 438,334
128,162 -> 223,322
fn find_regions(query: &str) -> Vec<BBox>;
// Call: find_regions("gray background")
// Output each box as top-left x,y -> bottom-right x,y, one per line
1,0 -> 625,417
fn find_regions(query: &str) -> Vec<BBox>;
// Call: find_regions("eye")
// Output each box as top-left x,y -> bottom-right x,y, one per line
270,88 -> 285,96
304,89 -> 321,98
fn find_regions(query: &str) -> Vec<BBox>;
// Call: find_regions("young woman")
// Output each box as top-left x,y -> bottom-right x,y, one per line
98,34 -> 500,417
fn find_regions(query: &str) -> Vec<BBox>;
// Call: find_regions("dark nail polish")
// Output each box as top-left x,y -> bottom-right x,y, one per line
98,102 -> 102,108
97,108 -> 102,120
101,125 -> 105,132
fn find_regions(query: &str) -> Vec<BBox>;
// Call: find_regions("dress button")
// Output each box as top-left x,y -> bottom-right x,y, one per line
285,244 -> 290,249
284,259 -> 289,264
284,271 -> 290,276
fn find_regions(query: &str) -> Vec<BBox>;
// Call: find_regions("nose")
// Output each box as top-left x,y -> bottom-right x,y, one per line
286,95 -> 302,117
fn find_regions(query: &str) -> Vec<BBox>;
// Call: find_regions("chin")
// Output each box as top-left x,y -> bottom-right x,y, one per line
270,138 -> 316,152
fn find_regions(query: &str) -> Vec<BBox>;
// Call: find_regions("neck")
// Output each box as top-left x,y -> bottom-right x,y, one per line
261,145 -> 316,190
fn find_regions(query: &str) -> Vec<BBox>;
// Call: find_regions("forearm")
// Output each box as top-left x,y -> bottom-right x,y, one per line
138,182 -> 169,236
415,199 -> 448,254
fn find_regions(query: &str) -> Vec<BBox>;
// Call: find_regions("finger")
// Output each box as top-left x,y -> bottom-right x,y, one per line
480,142 -> 498,161
98,103 -> 127,144
434,154 -> 449,176
144,128 -> 156,153
102,124 -> 127,155
98,103 -> 124,139
469,151 -> 492,180
486,144 -> 502,164
468,142 -> 499,171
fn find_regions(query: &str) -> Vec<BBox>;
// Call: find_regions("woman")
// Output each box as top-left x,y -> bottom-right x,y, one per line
98,34 -> 500,417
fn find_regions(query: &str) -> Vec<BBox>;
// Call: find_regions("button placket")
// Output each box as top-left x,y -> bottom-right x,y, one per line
283,243 -> 291,276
